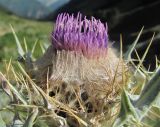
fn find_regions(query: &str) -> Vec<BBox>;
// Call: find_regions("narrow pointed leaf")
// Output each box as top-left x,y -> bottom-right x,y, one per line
40,43 -> 45,54
124,27 -> 144,60
0,72 -> 27,105
23,108 -> 38,127
31,40 -> 38,55
1,80 -> 13,101
0,114 -> 6,127
134,66 -> 160,109
113,90 -> 138,127
10,25 -> 25,57
134,33 -> 155,74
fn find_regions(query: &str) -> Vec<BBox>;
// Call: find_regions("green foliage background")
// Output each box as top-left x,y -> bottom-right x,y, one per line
0,10 -> 52,70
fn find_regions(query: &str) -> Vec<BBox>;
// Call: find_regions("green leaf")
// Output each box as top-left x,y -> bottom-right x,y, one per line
23,108 -> 38,127
153,94 -> 160,107
10,25 -> 25,57
0,110 -> 14,126
113,90 -> 138,127
134,66 -> 160,109
40,43 -> 45,54
31,40 -> 38,56
0,114 -> 6,127
0,72 -> 27,105
34,119 -> 49,127
124,27 -> 144,60
139,106 -> 160,127
1,80 -> 13,102
0,90 -> 10,108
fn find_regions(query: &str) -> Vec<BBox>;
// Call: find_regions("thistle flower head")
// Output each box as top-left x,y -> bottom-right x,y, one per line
51,12 -> 108,58
32,12 -> 128,126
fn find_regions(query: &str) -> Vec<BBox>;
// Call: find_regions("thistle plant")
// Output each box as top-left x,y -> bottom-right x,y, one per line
0,12 -> 159,127
26,12 -> 128,126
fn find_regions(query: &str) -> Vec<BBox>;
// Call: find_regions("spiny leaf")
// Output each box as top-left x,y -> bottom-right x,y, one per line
0,72 -> 27,105
141,106 -> 160,127
120,90 -> 137,117
134,33 -> 155,75
23,38 -> 28,53
153,94 -> 160,107
113,90 -> 138,127
23,108 -> 38,127
31,39 -> 38,57
17,62 -> 39,95
0,114 -> 6,127
134,66 -> 160,109
10,25 -> 25,57
124,27 -> 144,60
34,119 -> 49,127
1,80 -> 13,101
40,43 -> 45,54
35,84 -> 50,109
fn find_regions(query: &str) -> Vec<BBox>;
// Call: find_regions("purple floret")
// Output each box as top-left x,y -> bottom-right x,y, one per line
51,12 -> 108,58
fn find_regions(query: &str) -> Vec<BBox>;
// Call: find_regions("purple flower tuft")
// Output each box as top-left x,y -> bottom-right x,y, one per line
51,12 -> 108,58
